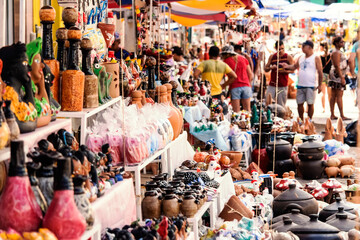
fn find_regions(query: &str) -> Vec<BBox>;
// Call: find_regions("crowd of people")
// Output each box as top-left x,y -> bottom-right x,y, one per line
172,25 -> 360,122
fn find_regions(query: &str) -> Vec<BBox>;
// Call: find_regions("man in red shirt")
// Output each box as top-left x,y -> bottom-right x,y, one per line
264,40 -> 294,107
221,45 -> 253,112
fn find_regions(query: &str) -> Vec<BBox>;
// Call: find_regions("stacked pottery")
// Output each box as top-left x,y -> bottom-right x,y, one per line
181,194 -> 199,218
266,136 -> 295,176
142,190 -> 162,219
297,136 -> 326,179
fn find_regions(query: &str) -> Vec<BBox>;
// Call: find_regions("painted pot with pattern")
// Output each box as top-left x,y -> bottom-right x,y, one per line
102,62 -> 120,99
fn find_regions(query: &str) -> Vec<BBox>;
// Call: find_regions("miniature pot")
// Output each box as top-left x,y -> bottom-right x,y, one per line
319,197 -> 357,222
142,190 -> 162,219
272,184 -> 319,217
181,194 -> 199,218
162,194 -> 182,218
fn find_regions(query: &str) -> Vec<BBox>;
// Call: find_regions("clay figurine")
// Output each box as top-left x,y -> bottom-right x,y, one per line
73,175 -> 95,229
340,165 -> 355,178
0,43 -> 38,132
26,162 -> 48,215
93,57 -> 112,104
26,38 -> 51,127
3,100 -> 20,141
324,118 -> 335,141
325,167 -> 340,178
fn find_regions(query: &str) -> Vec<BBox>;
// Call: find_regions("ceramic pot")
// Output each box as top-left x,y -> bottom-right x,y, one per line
319,197 -> 357,222
162,194 -> 182,218
278,132 -> 296,145
142,190 -> 162,219
270,158 -> 295,177
298,136 -> 325,153
251,148 -> 269,173
102,62 -> 120,99
165,83 -> 182,139
289,214 -> 341,240
272,209 -> 310,225
181,195 -> 199,217
326,207 -> 358,221
158,86 -> 179,140
298,152 -> 325,161
272,184 -> 318,217
266,136 -> 292,161
326,213 -> 358,232
221,151 -> 243,168
73,175 -> 95,229
272,217 -> 298,232
61,27 -> 84,111
298,160 -> 326,179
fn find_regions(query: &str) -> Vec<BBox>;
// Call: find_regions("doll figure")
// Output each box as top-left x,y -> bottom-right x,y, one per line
0,42 -> 38,133
43,63 -> 60,121
26,38 -> 51,127
58,128 -> 79,150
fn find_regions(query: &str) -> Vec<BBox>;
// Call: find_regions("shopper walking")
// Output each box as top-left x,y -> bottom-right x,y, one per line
320,41 -> 332,113
281,40 -> 323,120
349,27 -> 360,105
264,40 -> 294,107
328,36 -> 350,120
234,44 -> 254,72
221,45 -> 253,112
194,46 -> 237,100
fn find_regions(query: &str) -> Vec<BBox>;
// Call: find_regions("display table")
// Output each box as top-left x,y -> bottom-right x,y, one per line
57,97 -> 122,144
92,178 -> 136,230
0,119 -> 72,162
215,171 -> 236,216
187,201 -> 216,240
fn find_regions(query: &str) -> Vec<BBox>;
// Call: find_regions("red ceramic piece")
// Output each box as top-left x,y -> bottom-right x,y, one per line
43,190 -> 86,239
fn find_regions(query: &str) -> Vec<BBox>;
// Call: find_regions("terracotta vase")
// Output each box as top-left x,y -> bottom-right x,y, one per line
61,27 -> 85,112
181,195 -> 199,218
43,157 -> 86,239
40,6 -> 60,102
0,140 -> 43,232
162,194 -> 182,218
142,190 -> 162,219
73,175 -> 94,230
81,38 -> 99,108
102,62 -> 120,99
97,23 -> 116,48
165,83 -> 183,139
159,85 -> 180,141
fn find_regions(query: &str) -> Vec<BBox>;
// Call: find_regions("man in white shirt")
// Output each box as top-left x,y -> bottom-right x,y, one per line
281,40 -> 323,120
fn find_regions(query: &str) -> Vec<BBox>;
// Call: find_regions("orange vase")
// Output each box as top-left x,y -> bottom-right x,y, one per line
158,86 -> 179,141
164,83 -> 182,139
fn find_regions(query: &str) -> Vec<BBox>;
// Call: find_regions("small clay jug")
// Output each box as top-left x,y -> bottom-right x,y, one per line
162,194 -> 182,218
142,190 -> 162,219
181,194 -> 199,217
3,100 -> 20,141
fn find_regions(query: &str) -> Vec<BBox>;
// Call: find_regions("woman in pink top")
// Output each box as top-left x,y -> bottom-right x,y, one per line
221,45 -> 253,112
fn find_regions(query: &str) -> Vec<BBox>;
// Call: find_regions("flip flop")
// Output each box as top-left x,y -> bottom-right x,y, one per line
330,116 -> 338,120
341,117 -> 351,121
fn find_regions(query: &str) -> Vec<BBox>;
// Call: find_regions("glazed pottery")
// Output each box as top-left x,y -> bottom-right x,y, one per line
102,62 -> 120,99
162,194 -> 182,218
272,209 -> 310,225
326,207 -> 358,221
4,100 -> 20,141
319,197 -> 357,222
0,140 -> 43,232
81,38 -> 99,108
298,136 -> 325,153
272,184 -> 318,217
266,136 -> 292,161
0,43 -> 38,133
26,162 -> 48,215
289,214 -> 341,240
272,217 -> 298,232
43,157 -> 87,239
142,190 -> 162,219
40,6 -> 60,102
61,27 -> 85,111
298,159 -> 326,179
73,175 -> 95,229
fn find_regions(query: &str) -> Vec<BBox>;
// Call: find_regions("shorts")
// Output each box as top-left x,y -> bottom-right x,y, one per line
323,73 -> 329,84
328,80 -> 346,90
296,87 -> 316,105
349,76 -> 357,90
230,86 -> 252,100
266,86 -> 288,107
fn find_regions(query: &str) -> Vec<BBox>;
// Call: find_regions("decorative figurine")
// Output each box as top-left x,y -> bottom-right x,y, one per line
3,100 -> 20,141
73,175 -> 95,229
43,63 -> 61,121
26,162 -> 48,215
0,42 -> 38,133
94,57 -> 112,104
